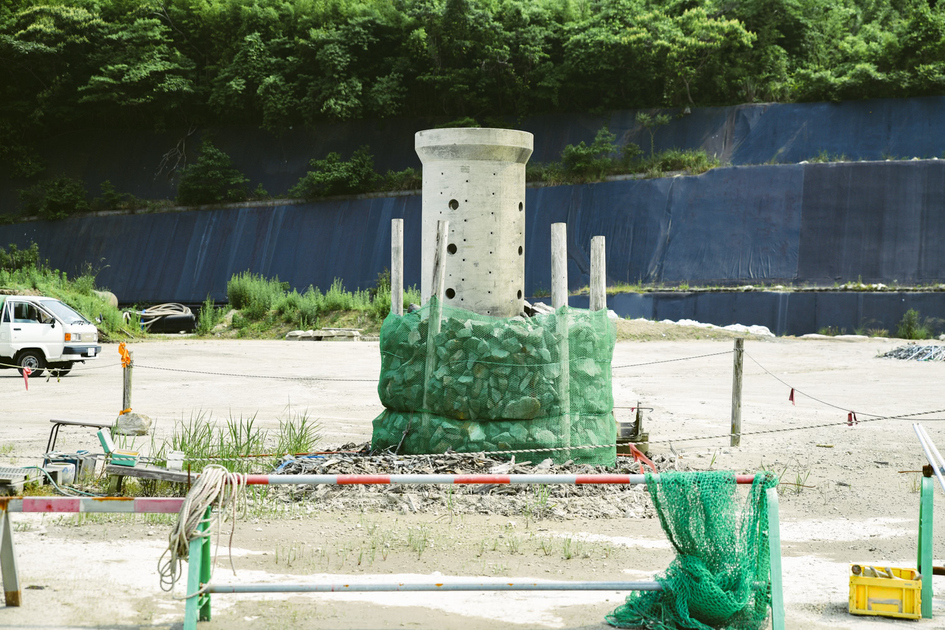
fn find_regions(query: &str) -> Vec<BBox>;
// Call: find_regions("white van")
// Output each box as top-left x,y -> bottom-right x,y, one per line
0,295 -> 102,376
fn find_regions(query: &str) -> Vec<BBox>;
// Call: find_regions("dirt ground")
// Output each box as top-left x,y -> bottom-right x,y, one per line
1,332 -> 945,629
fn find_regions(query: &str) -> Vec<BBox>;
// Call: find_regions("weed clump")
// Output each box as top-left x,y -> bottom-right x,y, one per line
897,309 -> 932,340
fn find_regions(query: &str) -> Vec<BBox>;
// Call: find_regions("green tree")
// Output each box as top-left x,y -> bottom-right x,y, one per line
661,8 -> 756,105
176,140 -> 250,205
18,176 -> 90,220
636,112 -> 671,157
290,146 -> 379,199
78,17 -> 196,123
561,127 -> 619,180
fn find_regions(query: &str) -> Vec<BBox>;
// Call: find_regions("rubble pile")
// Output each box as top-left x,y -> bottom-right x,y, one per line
880,345 -> 945,362
271,445 -> 676,519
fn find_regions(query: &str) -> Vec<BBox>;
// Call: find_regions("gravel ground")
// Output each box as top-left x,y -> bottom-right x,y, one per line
1,335 -> 944,629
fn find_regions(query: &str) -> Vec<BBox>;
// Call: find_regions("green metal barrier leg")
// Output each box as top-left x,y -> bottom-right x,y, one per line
183,507 -> 212,630
918,476 -> 933,619
199,506 -> 212,622
766,488 -> 785,630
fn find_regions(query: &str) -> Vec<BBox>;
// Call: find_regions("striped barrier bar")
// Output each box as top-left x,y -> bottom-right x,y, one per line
0,496 -> 185,608
243,473 -> 758,485
2,497 -> 184,514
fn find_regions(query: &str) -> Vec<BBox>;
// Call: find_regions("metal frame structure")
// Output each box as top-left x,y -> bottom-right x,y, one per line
0,497 -> 184,607
183,474 -> 785,630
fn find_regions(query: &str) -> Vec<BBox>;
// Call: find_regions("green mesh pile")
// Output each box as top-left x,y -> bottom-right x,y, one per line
371,301 -> 616,465
607,471 -> 779,629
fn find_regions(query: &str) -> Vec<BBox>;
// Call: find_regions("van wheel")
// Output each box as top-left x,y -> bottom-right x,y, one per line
49,362 -> 72,376
17,350 -> 46,377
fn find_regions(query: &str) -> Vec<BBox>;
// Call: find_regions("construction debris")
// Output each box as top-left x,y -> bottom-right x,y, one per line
271,445 -> 676,519
285,328 -> 362,341
880,345 -> 945,362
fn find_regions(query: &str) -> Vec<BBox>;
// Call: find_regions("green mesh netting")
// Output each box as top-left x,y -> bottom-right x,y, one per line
607,471 -> 779,630
371,301 -> 616,465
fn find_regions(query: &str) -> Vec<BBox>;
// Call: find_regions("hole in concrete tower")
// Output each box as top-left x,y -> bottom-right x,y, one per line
447,244 -> 457,255
449,199 -> 459,210
517,290 -> 522,299
446,288 -> 456,299
518,246 -> 523,255
519,202 -> 523,211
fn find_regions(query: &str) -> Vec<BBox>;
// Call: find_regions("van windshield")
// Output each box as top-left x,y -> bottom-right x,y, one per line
40,300 -> 91,325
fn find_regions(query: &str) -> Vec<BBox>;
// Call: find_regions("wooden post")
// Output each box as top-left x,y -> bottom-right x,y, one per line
428,220 -> 448,332
551,223 -> 568,309
766,487 -> 785,630
551,223 -> 571,456
421,221 -> 449,440
0,509 -> 21,607
391,218 -> 404,316
589,236 -> 606,311
122,350 -> 133,411
731,339 -> 743,447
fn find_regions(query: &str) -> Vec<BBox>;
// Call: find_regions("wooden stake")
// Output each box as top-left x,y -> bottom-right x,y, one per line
123,350 -> 133,412
391,218 -> 404,316
0,510 -> 21,607
551,223 -> 571,455
590,236 -> 606,311
551,223 -> 568,309
731,339 -> 743,447
421,221 -> 449,439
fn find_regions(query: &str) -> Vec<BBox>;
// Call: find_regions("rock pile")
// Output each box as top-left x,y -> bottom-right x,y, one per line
271,446 -> 673,519
373,305 -> 617,465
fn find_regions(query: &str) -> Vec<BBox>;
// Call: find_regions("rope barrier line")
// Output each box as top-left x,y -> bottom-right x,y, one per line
612,350 -> 733,371
649,407 -> 945,445
744,351 -> 881,417
135,364 -> 377,382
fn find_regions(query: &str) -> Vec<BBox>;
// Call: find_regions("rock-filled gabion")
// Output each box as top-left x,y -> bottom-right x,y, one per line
372,302 -> 616,465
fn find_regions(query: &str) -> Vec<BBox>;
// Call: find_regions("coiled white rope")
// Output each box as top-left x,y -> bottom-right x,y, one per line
158,465 -> 247,593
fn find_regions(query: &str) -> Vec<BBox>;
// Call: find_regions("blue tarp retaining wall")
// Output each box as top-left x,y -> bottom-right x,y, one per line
5,96 -> 945,214
2,160 -> 945,316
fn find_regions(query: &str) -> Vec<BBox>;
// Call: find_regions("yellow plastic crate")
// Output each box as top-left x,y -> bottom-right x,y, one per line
849,565 -> 921,620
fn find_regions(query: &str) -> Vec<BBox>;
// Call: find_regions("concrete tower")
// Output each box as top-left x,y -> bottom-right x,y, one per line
415,128 -> 534,318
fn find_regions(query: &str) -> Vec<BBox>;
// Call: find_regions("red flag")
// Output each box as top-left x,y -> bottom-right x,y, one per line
23,366 -> 31,391
788,388 -> 795,405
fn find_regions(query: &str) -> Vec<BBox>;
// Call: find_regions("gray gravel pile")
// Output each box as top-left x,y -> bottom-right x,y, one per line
271,445 -> 678,519
880,344 -> 945,362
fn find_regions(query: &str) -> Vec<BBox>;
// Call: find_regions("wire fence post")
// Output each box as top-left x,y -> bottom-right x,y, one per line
123,350 -> 133,412
731,339 -> 743,447
391,218 -> 404,316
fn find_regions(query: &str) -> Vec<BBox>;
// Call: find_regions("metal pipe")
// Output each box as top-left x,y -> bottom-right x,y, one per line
919,424 -> 945,477
4,497 -> 185,513
914,424 -> 945,494
207,581 -> 664,594
242,474 -> 758,486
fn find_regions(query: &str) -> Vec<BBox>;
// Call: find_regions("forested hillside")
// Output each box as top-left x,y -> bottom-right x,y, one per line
1,0 -> 944,177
